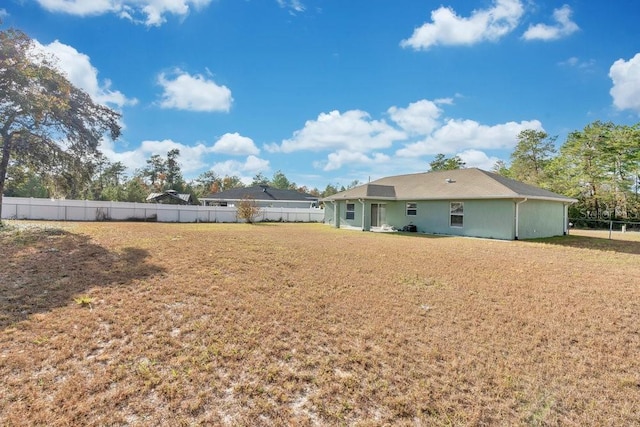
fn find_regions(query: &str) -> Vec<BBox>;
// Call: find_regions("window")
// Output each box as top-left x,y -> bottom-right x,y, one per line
346,203 -> 355,220
450,202 -> 464,227
406,202 -> 417,216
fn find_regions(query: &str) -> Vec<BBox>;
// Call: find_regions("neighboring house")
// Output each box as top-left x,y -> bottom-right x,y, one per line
200,185 -> 319,208
146,190 -> 194,205
322,168 -> 577,240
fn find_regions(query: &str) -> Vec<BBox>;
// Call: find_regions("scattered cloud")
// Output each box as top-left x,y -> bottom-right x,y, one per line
558,56 -> 595,70
457,149 -> 502,170
523,5 -> 579,41
212,155 -> 270,183
211,132 -> 260,156
34,0 -> 213,26
0,8 -> 9,18
32,40 -> 137,108
396,118 -> 543,157
323,151 -> 390,172
157,69 -> 233,113
609,53 -> 640,114
266,98 -> 541,175
271,110 -> 406,153
400,0 -> 524,50
276,0 -> 305,14
388,99 -> 444,136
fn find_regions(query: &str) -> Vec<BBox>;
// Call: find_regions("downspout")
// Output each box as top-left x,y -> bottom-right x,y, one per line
331,200 -> 339,228
563,203 -> 570,235
359,199 -> 366,231
514,198 -> 528,240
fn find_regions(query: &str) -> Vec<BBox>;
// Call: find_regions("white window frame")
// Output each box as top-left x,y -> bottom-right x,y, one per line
450,202 -> 464,228
406,202 -> 417,216
346,203 -> 355,220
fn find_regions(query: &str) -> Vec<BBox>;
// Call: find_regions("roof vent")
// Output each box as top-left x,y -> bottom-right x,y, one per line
445,178 -> 456,183
259,184 -> 269,192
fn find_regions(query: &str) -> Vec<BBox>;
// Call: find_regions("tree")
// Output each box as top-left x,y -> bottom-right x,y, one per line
509,129 -> 556,186
124,177 -> 148,202
2,164 -> 49,197
236,196 -> 261,223
251,172 -> 269,186
554,121 -> 640,220
429,154 -> 466,171
222,175 -> 244,191
491,159 -> 511,176
270,170 -> 295,189
165,148 -> 184,191
143,154 -> 166,190
192,170 -> 219,197
0,28 -> 120,217
321,184 -> 339,198
347,179 -> 362,189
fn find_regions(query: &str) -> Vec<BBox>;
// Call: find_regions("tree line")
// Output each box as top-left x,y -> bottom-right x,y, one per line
1,26 -> 638,222
3,147 -> 355,203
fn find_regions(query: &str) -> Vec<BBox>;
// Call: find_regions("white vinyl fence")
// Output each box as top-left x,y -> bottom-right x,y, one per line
1,197 -> 325,223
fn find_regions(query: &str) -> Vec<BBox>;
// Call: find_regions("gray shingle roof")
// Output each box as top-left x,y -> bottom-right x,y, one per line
202,185 -> 318,202
323,168 -> 577,202
147,191 -> 193,204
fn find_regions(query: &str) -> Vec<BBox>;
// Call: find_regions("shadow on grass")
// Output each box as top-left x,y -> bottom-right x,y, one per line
0,225 -> 165,329
527,234 -> 640,255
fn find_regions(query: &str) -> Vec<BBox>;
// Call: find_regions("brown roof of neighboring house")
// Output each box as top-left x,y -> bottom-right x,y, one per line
323,168 -> 577,203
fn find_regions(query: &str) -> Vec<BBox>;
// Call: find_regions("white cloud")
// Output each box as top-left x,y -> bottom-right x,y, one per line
323,151 -> 390,172
272,109 -> 406,153
0,8 -> 9,18
457,149 -> 501,170
396,119 -> 543,157
35,0 -> 212,26
559,56 -> 595,70
212,155 -> 270,183
32,40 -> 137,108
157,69 -> 233,113
400,0 -> 524,50
523,5 -> 579,41
276,0 -> 305,14
388,99 -> 444,135
212,132 -> 260,156
609,53 -> 640,114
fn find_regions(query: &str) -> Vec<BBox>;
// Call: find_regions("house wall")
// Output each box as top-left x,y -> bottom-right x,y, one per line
326,198 -> 569,239
323,202 -> 335,225
385,199 -> 516,239
517,200 -> 567,239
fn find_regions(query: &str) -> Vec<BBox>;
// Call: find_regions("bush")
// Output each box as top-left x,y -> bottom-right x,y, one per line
236,197 -> 262,223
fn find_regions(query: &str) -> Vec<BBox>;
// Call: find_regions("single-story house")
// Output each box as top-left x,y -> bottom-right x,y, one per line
200,185 -> 319,208
322,168 -> 577,240
146,189 -> 194,205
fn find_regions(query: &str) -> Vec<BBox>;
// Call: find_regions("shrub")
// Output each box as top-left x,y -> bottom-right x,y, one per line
236,196 -> 262,224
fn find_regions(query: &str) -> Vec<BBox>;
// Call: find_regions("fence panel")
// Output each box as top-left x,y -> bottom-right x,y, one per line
1,197 -> 324,224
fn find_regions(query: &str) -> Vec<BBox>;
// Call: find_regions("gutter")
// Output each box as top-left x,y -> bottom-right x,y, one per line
514,198 -> 528,240
563,202 -> 571,235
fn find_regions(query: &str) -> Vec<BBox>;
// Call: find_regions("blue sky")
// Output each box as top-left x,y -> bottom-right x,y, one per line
2,0 -> 640,189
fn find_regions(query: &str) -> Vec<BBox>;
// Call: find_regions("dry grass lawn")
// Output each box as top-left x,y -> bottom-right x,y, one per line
1,221 -> 639,426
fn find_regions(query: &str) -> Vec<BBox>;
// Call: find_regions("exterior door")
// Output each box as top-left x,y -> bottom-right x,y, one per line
371,203 -> 386,227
